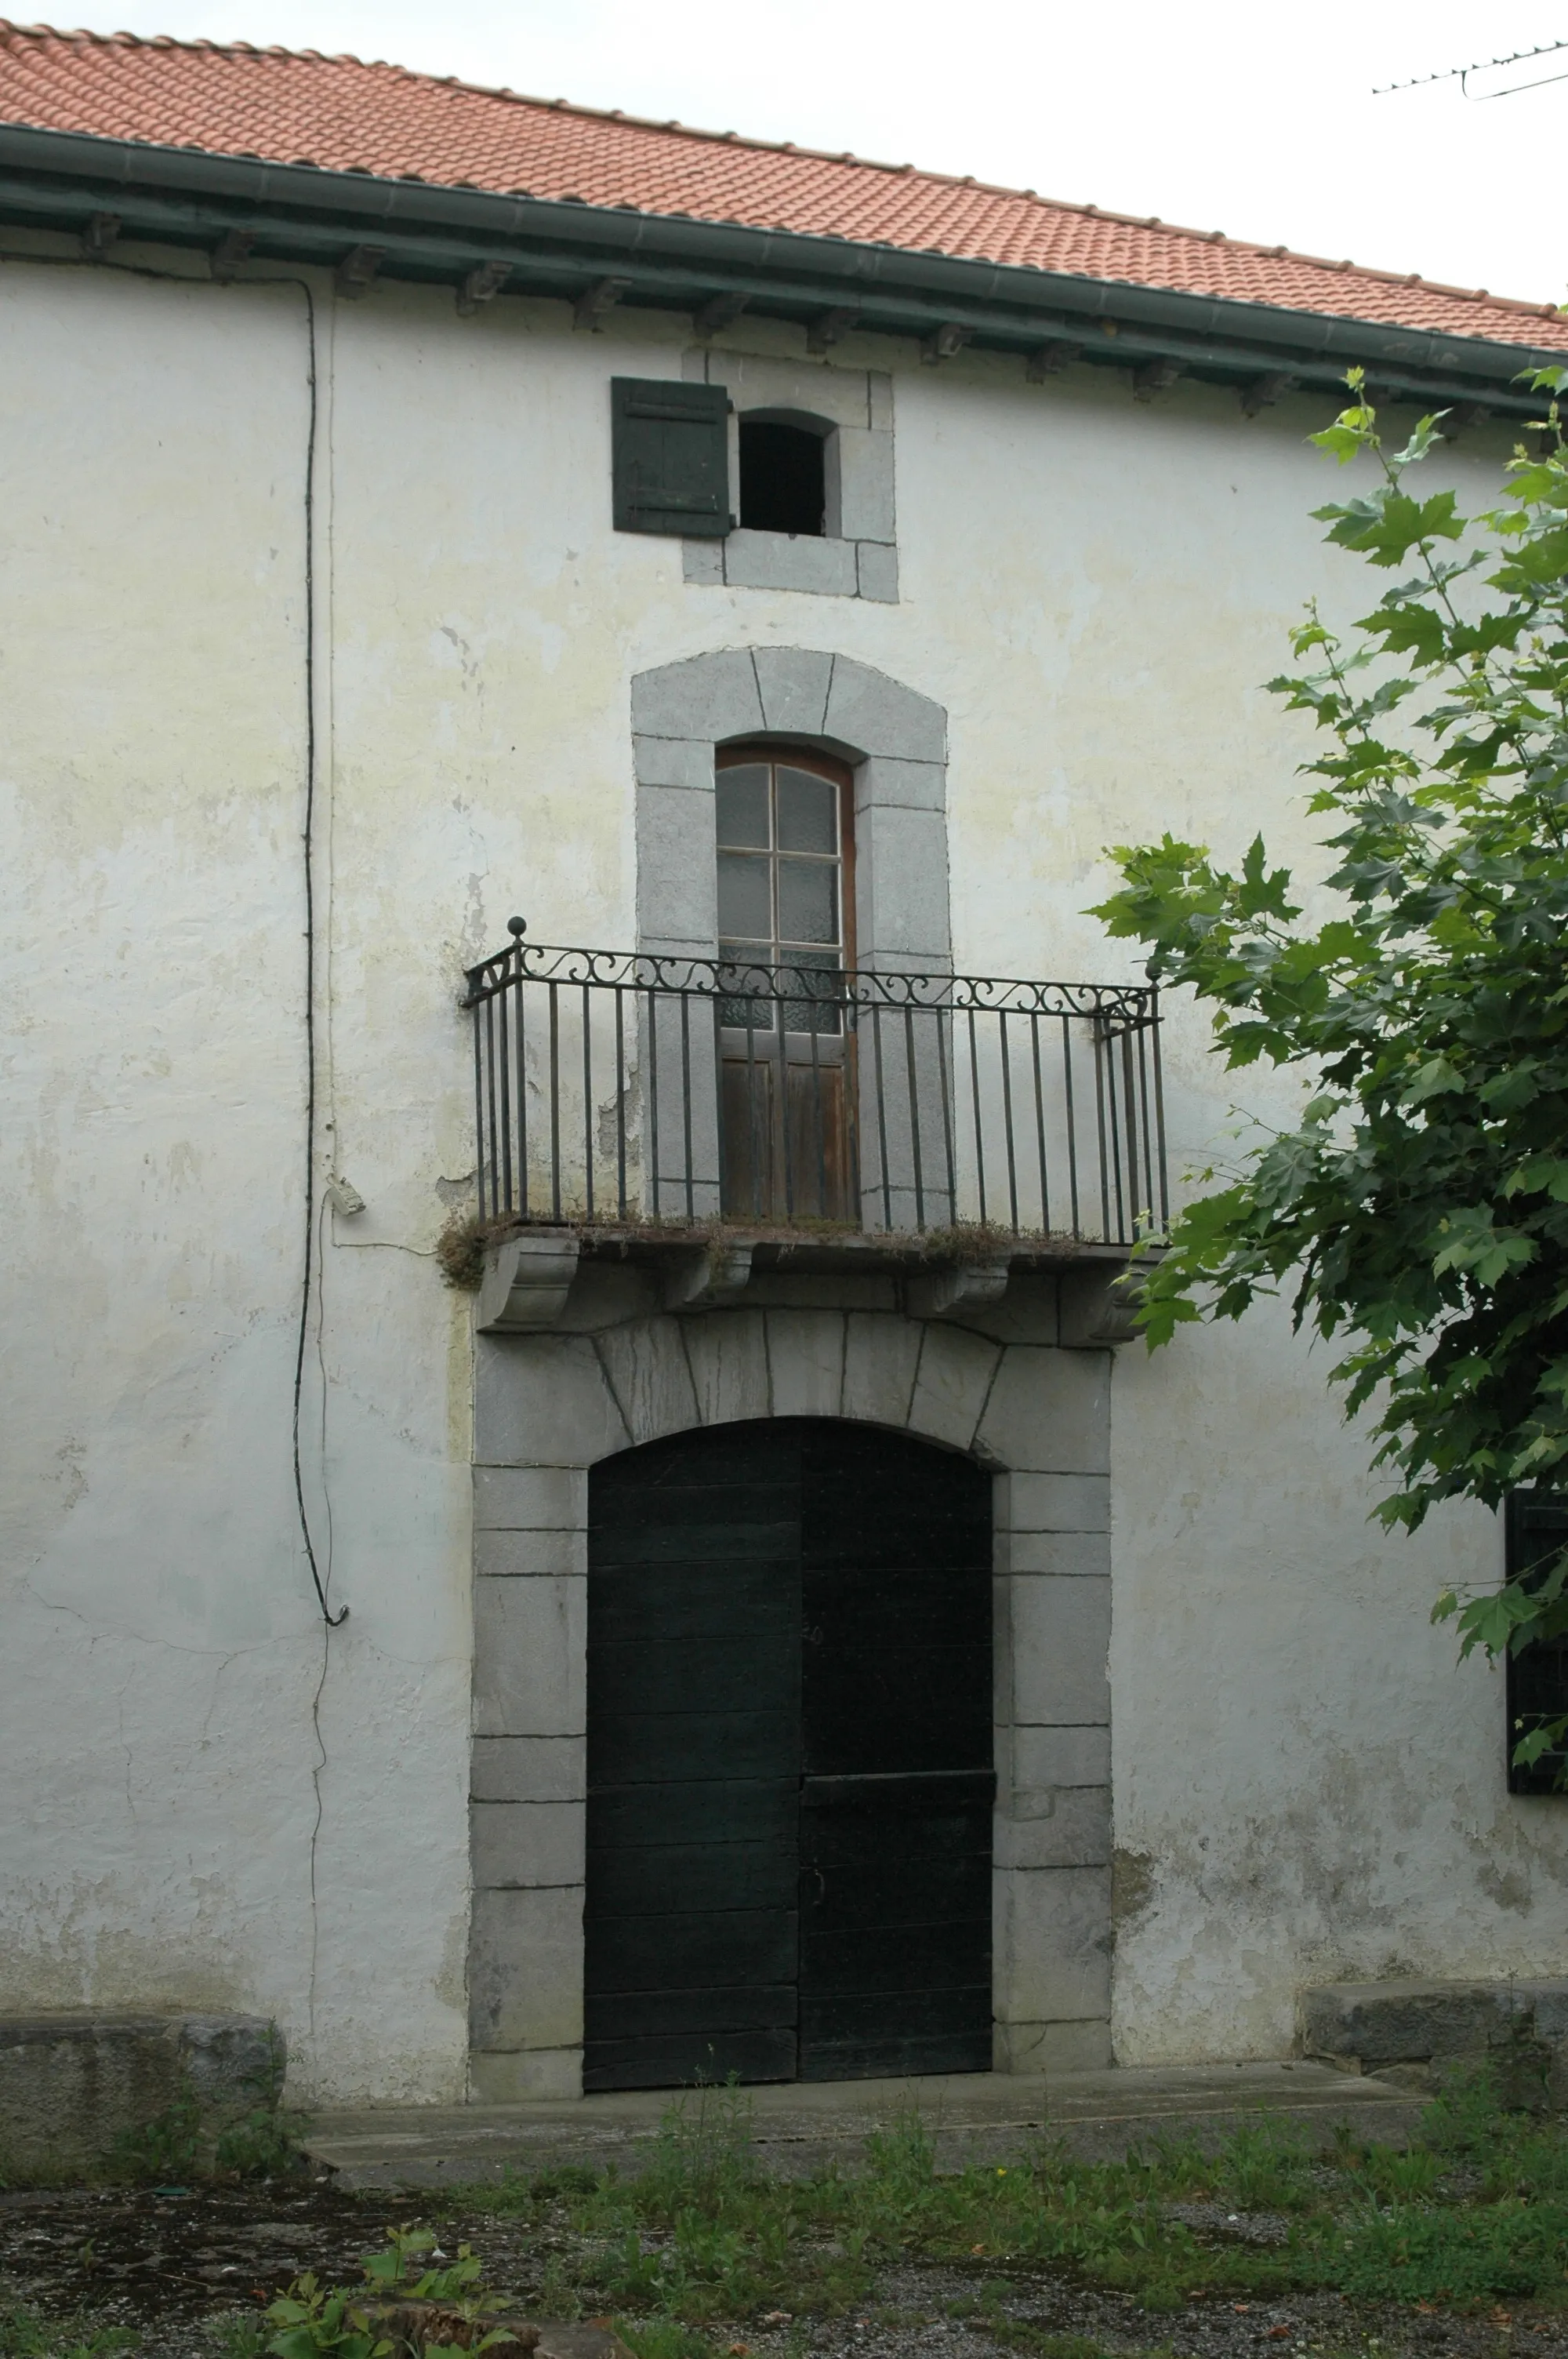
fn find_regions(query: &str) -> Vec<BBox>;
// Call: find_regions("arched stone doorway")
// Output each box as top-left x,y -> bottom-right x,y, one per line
467,1297 -> 1115,2102
585,1417 -> 993,2091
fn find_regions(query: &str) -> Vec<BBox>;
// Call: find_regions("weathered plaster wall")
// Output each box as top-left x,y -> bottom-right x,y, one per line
1,260 -> 474,2103
1109,1303 -> 1522,2063
5,232 -> 1564,2093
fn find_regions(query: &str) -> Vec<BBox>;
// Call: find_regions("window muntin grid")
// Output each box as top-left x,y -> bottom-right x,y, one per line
717,754 -> 848,1033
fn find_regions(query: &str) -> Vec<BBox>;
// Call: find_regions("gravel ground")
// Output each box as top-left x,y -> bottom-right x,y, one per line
3,2179 -> 1566,2359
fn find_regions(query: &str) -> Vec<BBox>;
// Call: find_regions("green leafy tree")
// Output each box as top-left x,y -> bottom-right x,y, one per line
1092,365 -> 1568,1768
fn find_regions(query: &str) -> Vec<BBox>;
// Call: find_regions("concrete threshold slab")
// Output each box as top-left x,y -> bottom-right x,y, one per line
306,2063 -> 1424,2189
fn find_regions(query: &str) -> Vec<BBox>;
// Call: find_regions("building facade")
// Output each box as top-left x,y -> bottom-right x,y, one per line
5,26 -> 1568,2108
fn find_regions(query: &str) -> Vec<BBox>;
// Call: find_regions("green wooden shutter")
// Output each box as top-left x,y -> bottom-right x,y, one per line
612,377 -> 732,538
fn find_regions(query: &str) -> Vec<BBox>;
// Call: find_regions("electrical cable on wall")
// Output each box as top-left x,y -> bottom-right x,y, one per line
275,271 -> 349,1632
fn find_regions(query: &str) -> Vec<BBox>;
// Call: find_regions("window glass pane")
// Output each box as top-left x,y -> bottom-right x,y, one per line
716,765 -> 770,848
778,944 -> 843,1035
775,769 -> 838,853
718,943 -> 779,1031
717,851 -> 772,939
777,857 -> 838,946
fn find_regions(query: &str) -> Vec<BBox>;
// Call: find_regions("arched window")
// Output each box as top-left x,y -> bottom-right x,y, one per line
715,745 -> 855,1220
738,413 -> 830,537
717,744 -> 854,978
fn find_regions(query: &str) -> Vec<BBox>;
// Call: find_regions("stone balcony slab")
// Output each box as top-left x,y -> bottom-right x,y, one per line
474,1223 -> 1142,1342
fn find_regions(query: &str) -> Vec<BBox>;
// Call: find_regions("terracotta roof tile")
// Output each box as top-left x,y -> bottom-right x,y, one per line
3,20 -> 1566,350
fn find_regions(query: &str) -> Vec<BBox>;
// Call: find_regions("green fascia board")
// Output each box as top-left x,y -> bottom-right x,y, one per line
0,121 -> 1557,411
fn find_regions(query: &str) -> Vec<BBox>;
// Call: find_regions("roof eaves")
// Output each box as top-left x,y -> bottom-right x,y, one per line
0,120 -> 1559,405
0,24 -> 1561,327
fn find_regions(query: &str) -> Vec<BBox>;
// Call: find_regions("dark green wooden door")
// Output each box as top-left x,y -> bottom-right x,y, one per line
586,1419 -> 993,2092
797,1428 -> 994,2080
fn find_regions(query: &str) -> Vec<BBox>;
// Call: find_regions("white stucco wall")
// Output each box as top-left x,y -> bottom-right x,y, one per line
3,230 -> 1563,2096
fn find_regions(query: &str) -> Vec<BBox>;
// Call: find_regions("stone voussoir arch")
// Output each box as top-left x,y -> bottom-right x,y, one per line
629,647 -> 953,972
582,1301 -> 1015,1470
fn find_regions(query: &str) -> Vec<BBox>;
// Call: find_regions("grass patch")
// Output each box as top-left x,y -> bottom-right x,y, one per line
201,2323 -> 267,2359
439,2086 -> 1247,2319
429,2070 -> 1568,2328
0,2303 -> 136,2359
27,2071 -> 1565,2355
614,2323 -> 718,2359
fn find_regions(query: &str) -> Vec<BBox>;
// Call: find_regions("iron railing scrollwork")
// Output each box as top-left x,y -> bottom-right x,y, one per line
462,920 -> 1167,1246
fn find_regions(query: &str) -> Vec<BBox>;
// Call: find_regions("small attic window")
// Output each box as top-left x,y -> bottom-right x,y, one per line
739,413 -> 829,536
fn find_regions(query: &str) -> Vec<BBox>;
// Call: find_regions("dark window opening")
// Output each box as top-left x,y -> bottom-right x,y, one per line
1505,1491 -> 1568,1794
739,419 -> 827,536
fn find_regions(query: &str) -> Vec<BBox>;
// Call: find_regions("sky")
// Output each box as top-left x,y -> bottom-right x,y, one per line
79,1 -> 1568,311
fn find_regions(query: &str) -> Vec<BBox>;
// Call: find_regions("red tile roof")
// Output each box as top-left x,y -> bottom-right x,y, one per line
4,20 -> 1566,351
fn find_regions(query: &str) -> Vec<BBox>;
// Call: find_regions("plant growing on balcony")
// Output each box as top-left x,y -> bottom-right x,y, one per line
1092,366 -> 1568,1761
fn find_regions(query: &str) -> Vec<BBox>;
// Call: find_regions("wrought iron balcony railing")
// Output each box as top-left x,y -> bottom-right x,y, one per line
463,923 -> 1167,1249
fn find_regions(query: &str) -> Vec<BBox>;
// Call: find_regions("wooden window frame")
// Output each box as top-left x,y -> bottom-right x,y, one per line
715,744 -> 858,1221
716,743 -> 856,983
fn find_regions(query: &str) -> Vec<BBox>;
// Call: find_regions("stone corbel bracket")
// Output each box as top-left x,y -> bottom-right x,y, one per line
1058,1263 -> 1141,1347
662,1241 -> 755,1311
906,1257 -> 1013,1321
476,1232 -> 583,1332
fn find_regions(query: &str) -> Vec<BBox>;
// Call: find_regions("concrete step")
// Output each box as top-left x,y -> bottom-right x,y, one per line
0,2012 -> 281,2177
306,2062 -> 1425,2189
1302,1977 -> 1568,2103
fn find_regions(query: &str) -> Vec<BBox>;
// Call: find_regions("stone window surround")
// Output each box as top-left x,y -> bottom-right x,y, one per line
631,647 -> 951,976
466,1299 -> 1116,2101
680,347 -> 897,602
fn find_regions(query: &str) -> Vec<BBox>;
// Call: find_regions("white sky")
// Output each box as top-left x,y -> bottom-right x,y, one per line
85,0 -> 1567,311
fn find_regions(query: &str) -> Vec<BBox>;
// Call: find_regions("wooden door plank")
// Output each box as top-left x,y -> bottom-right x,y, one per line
796,1423 -> 993,2082
585,2027 -> 797,2092
801,1921 -> 992,1994
586,1423 -> 804,2093
800,1987 -> 993,2043
588,1777 -> 798,1848
590,1707 -> 798,1787
589,1906 -> 799,1991
798,2026 -> 993,2082
588,1840 -> 798,1916
591,1516 -> 800,1566
800,1852 -> 993,1930
590,1564 -> 799,1625
593,1637 -> 800,1715
586,1982 -> 797,2038
783,1056 -> 850,1221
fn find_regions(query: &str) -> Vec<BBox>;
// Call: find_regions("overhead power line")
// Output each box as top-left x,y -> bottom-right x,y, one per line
1374,38 -> 1568,100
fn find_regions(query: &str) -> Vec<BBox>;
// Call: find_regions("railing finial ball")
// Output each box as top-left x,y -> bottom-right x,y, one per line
506,914 -> 527,939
